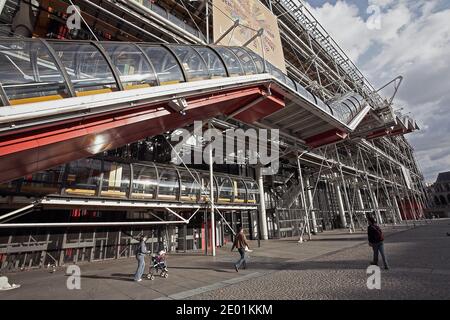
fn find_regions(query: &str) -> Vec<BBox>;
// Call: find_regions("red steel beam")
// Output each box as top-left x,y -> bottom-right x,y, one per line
0,87 -> 284,183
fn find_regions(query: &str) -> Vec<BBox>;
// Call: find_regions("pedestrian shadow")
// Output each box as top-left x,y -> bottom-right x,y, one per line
79,273 -> 134,282
308,237 -> 367,242
168,265 -> 232,273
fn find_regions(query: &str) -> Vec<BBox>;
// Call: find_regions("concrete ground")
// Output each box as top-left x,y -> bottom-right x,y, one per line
1,219 -> 449,300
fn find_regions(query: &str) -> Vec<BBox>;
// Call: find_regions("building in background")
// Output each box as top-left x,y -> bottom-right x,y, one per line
0,0 -> 427,272
427,172 -> 450,218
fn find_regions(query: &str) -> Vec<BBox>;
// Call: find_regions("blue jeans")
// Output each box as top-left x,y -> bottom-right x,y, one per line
134,254 -> 146,281
372,242 -> 389,268
235,248 -> 246,269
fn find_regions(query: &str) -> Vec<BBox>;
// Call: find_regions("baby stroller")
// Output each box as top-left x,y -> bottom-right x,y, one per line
147,250 -> 168,280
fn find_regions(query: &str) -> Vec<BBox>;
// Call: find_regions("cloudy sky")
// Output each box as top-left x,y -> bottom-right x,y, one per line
302,0 -> 450,183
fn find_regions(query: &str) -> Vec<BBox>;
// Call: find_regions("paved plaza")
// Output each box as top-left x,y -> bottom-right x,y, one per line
1,219 -> 449,300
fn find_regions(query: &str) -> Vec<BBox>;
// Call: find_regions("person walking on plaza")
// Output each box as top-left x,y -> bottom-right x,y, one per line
231,227 -> 250,272
134,235 -> 148,282
367,216 -> 389,270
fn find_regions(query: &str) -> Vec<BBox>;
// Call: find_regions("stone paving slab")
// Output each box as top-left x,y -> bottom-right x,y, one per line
0,221 -> 442,300
187,220 -> 450,300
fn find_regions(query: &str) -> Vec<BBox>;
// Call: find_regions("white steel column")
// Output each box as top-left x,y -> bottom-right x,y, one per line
256,166 -> 269,240
333,177 -> 347,228
297,156 -> 311,239
370,187 -> 383,224
306,176 -> 318,234
356,181 -> 365,214
392,194 -> 403,222
208,122 -> 216,256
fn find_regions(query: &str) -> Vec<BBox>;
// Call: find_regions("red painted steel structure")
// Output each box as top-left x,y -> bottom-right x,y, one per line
0,86 -> 284,183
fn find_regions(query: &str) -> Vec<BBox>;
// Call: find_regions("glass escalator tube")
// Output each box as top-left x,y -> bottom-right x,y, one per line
211,46 -> 245,76
216,175 -> 233,203
233,178 -> 247,204
240,47 -> 266,74
100,161 -> 131,199
63,158 -> 103,197
192,46 -> 228,78
99,42 -> 159,90
179,168 -> 202,202
130,163 -> 158,200
229,47 -> 258,75
165,45 -> 211,81
156,164 -> 181,201
137,44 -> 186,85
244,179 -> 260,204
48,40 -> 121,97
0,39 -> 72,105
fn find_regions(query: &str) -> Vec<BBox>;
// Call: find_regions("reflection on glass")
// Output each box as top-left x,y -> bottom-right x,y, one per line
49,41 -> 118,96
245,180 -> 259,204
213,47 -> 244,76
269,64 -> 285,83
169,45 -> 210,81
65,159 -> 103,196
18,166 -> 65,195
243,49 -> 265,73
101,162 -> 130,198
329,102 -> 353,123
131,164 -> 157,199
139,45 -> 185,85
0,40 -> 69,104
101,43 -> 158,90
194,47 -> 227,78
158,167 -> 179,200
180,170 -> 201,202
285,77 -> 296,90
234,179 -> 247,203
200,174 -> 217,202
217,176 -> 233,202
230,47 -> 257,75
317,99 -> 333,114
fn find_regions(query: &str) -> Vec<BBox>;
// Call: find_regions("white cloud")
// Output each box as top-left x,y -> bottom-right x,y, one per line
306,0 -> 450,182
307,1 -> 372,61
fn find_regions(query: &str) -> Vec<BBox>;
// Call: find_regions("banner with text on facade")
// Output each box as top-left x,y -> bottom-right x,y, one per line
213,0 -> 286,73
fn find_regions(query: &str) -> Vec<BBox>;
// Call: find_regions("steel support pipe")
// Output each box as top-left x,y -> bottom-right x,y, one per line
306,176 -> 318,234
256,166 -> 269,240
333,180 -> 348,229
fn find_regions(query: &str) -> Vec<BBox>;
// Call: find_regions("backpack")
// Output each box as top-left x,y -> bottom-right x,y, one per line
373,225 -> 384,242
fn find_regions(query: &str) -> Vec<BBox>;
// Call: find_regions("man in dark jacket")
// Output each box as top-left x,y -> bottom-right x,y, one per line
368,216 -> 389,270
231,227 -> 250,272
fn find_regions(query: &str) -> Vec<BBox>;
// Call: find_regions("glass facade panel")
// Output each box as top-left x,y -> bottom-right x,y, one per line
0,40 -> 69,104
19,166 -> 65,195
100,43 -> 158,89
216,176 -> 233,203
234,179 -> 247,203
285,77 -> 296,90
179,170 -> 201,202
243,49 -> 265,73
138,45 -> 185,85
168,45 -> 210,81
100,161 -> 130,198
131,164 -> 157,199
230,47 -> 257,75
65,159 -> 103,196
49,41 -> 118,96
213,47 -> 244,76
194,47 -> 227,78
329,102 -> 353,123
245,180 -> 259,204
157,167 -> 179,200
